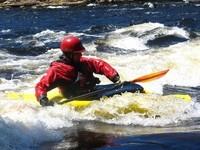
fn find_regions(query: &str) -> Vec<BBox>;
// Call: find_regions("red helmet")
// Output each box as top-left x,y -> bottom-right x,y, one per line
60,35 -> 85,53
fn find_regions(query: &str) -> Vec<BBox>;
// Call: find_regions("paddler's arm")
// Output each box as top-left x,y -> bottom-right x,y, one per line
35,62 -> 76,106
35,68 -> 57,106
86,57 -> 121,83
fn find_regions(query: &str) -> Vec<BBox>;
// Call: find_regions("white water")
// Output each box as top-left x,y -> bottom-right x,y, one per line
0,22 -> 200,149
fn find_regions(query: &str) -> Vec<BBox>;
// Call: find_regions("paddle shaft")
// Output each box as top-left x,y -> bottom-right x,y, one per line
58,69 -> 169,104
58,83 -> 121,104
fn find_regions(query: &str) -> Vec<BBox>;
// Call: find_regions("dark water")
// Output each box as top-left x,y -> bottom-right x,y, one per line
1,2 -> 200,150
40,122 -> 200,150
0,2 -> 200,56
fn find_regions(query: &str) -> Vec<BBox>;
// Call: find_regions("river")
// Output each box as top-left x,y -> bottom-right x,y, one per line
0,1 -> 200,149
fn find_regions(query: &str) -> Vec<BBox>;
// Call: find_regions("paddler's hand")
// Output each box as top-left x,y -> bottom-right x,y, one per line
94,77 -> 100,84
39,95 -> 54,107
112,74 -> 121,84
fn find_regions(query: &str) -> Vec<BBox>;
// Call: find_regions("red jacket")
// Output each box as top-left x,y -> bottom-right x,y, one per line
35,56 -> 118,101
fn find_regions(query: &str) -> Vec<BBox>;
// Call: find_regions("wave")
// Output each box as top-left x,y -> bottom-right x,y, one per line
0,29 -> 11,33
0,109 -> 63,149
95,22 -> 190,54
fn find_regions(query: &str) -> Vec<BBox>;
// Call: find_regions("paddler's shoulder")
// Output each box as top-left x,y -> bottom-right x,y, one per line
80,56 -> 102,63
50,60 -> 75,70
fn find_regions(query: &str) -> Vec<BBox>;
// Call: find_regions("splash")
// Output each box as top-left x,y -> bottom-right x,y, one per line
61,92 -> 194,126
0,98 -> 74,149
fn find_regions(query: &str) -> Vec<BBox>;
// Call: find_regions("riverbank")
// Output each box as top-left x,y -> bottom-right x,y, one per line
0,0 -> 199,8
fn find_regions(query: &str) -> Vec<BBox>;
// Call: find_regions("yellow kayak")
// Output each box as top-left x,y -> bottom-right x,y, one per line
6,88 -> 92,110
6,87 -> 191,115
3,70 -> 193,120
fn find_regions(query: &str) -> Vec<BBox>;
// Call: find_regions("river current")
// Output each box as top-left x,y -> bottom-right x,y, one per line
0,2 -> 200,149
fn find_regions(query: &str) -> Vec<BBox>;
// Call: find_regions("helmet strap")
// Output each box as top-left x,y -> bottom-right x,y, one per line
64,53 -> 73,60
63,52 -> 81,65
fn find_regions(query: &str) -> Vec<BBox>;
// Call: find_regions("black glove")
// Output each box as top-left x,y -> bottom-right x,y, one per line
39,95 -> 54,107
112,74 -> 121,84
94,77 -> 100,84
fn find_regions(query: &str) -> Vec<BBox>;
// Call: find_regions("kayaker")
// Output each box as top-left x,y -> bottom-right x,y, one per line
35,35 -> 121,106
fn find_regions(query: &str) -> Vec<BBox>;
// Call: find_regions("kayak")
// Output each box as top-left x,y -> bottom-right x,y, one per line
5,82 -> 192,115
4,69 -> 192,120
6,82 -> 145,110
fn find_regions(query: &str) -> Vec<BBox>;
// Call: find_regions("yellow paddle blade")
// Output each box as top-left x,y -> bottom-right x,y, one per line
130,69 -> 169,83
